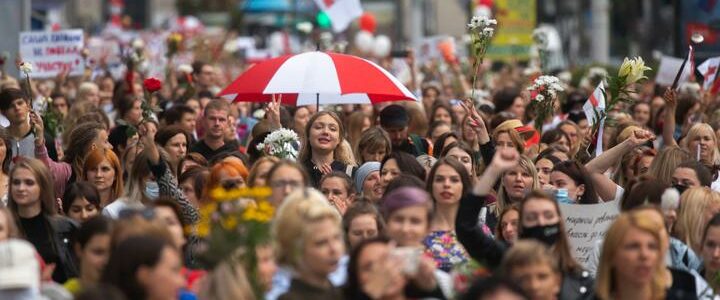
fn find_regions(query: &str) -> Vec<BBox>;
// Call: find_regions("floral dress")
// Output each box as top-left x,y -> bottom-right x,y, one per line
423,230 -> 470,272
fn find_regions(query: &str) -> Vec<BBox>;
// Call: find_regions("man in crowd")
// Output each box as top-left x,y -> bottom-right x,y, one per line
379,104 -> 431,157
190,99 -> 237,161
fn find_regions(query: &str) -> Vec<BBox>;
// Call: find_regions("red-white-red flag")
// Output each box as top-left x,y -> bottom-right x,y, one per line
697,56 -> 720,94
314,0 -> 363,33
582,82 -> 606,156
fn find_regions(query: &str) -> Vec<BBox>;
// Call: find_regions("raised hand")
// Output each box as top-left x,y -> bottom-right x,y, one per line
490,147 -> 520,172
29,111 -> 44,144
628,129 -> 655,147
461,98 -> 489,141
265,94 -> 282,129
663,88 -> 677,109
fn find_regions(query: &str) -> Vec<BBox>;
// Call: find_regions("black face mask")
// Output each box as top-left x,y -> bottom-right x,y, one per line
520,223 -> 561,246
673,184 -> 688,195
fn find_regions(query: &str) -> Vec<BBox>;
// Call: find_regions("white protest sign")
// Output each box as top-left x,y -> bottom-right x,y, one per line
19,29 -> 85,78
656,56 -> 688,87
559,201 -> 620,267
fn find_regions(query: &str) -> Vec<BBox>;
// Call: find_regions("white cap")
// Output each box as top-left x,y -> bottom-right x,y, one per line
0,239 -> 40,290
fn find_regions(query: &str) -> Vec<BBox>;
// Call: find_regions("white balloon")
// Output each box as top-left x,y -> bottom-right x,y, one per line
354,30 -> 374,53
372,35 -> 392,58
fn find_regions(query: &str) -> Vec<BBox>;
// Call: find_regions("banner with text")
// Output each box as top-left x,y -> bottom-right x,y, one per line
559,202 -> 620,267
19,29 -> 85,78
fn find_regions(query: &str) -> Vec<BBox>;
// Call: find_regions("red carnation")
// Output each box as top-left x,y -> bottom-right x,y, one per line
143,77 -> 162,93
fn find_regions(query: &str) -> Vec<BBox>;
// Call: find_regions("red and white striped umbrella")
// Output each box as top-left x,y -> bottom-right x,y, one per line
218,51 -> 417,106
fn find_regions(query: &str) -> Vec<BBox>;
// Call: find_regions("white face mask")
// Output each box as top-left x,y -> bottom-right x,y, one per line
102,103 -> 114,114
144,181 -> 159,200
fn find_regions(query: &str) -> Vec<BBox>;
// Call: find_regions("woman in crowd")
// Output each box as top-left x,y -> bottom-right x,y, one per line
83,148 -> 124,207
379,186 -> 457,298
488,154 -> 538,231
273,189 -> 345,299
496,205 -> 520,246
319,172 -> 355,214
64,216 -> 113,295
299,111 -> 356,187
154,125 -> 190,176
342,200 -> 385,250
178,166 -> 208,209
204,159 -> 249,194
102,150 -> 155,219
498,240 -> 567,300
540,129 -> 571,154
247,156 -> 279,187
265,160 -> 310,206
701,213 -> 720,293
380,151 -> 427,192
354,162 -> 383,203
354,127 -> 392,165
534,148 -> 562,188
424,157 -> 471,272
664,89 -> 720,189
439,141 -> 477,178
61,182 -> 101,223
456,149 -> 593,299
674,187 -> 720,254
177,152 -> 208,179
33,117 -> 113,199
0,130 -> 12,202
101,235 -> 185,300
596,209 -> 705,299
550,160 -> 599,204
427,121 -> 453,145
648,146 -> 691,186
430,101 -> 457,128
8,157 -> 78,283
433,132 -> 460,160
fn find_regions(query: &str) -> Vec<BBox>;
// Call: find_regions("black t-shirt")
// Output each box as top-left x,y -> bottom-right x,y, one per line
19,214 -> 68,282
189,139 -> 238,161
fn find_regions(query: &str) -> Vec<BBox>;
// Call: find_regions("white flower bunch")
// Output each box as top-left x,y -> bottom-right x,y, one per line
19,62 -> 32,74
177,64 -> 193,74
468,16 -> 497,38
532,28 -> 549,50
618,57 -> 651,84
528,75 -> 564,101
256,128 -> 299,161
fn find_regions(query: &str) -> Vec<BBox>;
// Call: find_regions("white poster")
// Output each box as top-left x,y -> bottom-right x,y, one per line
656,55 -> 688,87
19,29 -> 85,78
559,201 -> 620,267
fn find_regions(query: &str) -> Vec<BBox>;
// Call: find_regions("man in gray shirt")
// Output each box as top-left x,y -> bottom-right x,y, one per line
0,88 -> 36,160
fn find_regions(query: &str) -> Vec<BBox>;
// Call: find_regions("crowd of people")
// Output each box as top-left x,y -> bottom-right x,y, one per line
0,26 -> 718,300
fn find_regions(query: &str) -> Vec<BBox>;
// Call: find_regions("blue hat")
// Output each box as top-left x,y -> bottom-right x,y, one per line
354,162 -> 381,194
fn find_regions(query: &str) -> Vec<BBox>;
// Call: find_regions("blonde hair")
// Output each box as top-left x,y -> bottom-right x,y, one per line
682,123 -> 720,167
272,188 -> 342,268
499,239 -> 559,277
198,260 -> 255,300
675,187 -> 720,253
495,155 -> 539,216
492,126 -> 525,155
247,156 -> 279,187
596,209 -> 669,300
648,146 -> 690,185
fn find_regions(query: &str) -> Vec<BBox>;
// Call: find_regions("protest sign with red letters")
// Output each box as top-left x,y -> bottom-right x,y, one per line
19,29 -> 85,78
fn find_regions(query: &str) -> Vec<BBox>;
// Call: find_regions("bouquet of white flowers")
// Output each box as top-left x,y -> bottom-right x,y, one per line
256,128 -> 299,161
528,75 -> 564,134
467,15 -> 497,99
